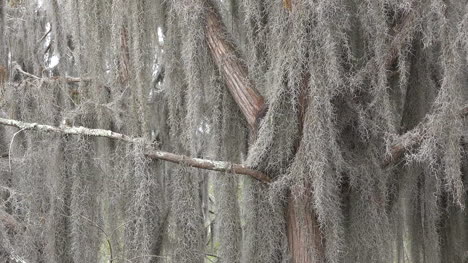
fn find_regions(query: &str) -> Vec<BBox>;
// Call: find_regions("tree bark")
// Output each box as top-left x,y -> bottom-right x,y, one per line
287,188 -> 325,262
204,3 -> 325,262
205,3 -> 267,130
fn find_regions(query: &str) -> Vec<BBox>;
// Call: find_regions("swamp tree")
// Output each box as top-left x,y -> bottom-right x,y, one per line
0,0 -> 467,263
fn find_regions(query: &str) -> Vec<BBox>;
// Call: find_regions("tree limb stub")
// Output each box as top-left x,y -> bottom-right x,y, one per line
382,129 -> 423,167
0,117 -> 270,183
205,3 -> 267,129
382,105 -> 468,167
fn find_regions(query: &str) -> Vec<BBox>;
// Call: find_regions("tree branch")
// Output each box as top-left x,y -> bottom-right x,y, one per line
382,128 -> 423,167
0,117 -> 270,182
385,11 -> 415,68
205,2 -> 267,129
382,105 -> 468,167
13,64 -> 91,84
146,151 -> 270,182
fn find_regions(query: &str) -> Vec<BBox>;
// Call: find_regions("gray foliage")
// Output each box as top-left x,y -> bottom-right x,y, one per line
0,0 -> 467,263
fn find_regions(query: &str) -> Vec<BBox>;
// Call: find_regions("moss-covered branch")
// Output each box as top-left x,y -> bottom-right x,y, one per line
383,105 -> 468,167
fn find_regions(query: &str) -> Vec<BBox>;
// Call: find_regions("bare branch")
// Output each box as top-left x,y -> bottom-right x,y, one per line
14,65 -> 40,80
37,25 -> 52,45
0,117 -> 136,143
0,117 -> 270,182
13,63 -> 91,84
145,152 -> 271,183
49,76 -> 92,83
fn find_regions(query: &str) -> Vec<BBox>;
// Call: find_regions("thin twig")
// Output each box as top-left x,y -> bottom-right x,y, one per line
14,65 -> 40,80
79,215 -> 113,263
13,63 -> 91,83
37,25 -> 52,45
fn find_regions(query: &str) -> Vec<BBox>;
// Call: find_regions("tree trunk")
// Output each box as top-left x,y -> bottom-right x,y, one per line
287,189 -> 325,262
205,3 -> 267,130
204,3 -> 325,262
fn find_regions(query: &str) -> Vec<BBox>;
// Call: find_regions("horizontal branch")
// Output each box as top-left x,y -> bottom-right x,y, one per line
14,64 -> 91,84
146,152 -> 270,182
49,76 -> 92,83
0,117 -> 270,182
383,105 -> 468,167
0,117 -> 136,143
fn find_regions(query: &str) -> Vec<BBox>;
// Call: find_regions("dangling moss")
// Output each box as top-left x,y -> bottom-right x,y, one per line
1,0 -> 468,262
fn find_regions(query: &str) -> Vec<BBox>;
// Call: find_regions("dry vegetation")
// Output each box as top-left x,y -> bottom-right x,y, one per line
0,0 -> 467,263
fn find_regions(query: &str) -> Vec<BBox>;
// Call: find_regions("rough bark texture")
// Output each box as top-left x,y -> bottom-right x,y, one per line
205,3 -> 266,129
204,3 -> 325,262
287,188 -> 325,263
285,73 -> 326,263
2,0 -> 468,262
